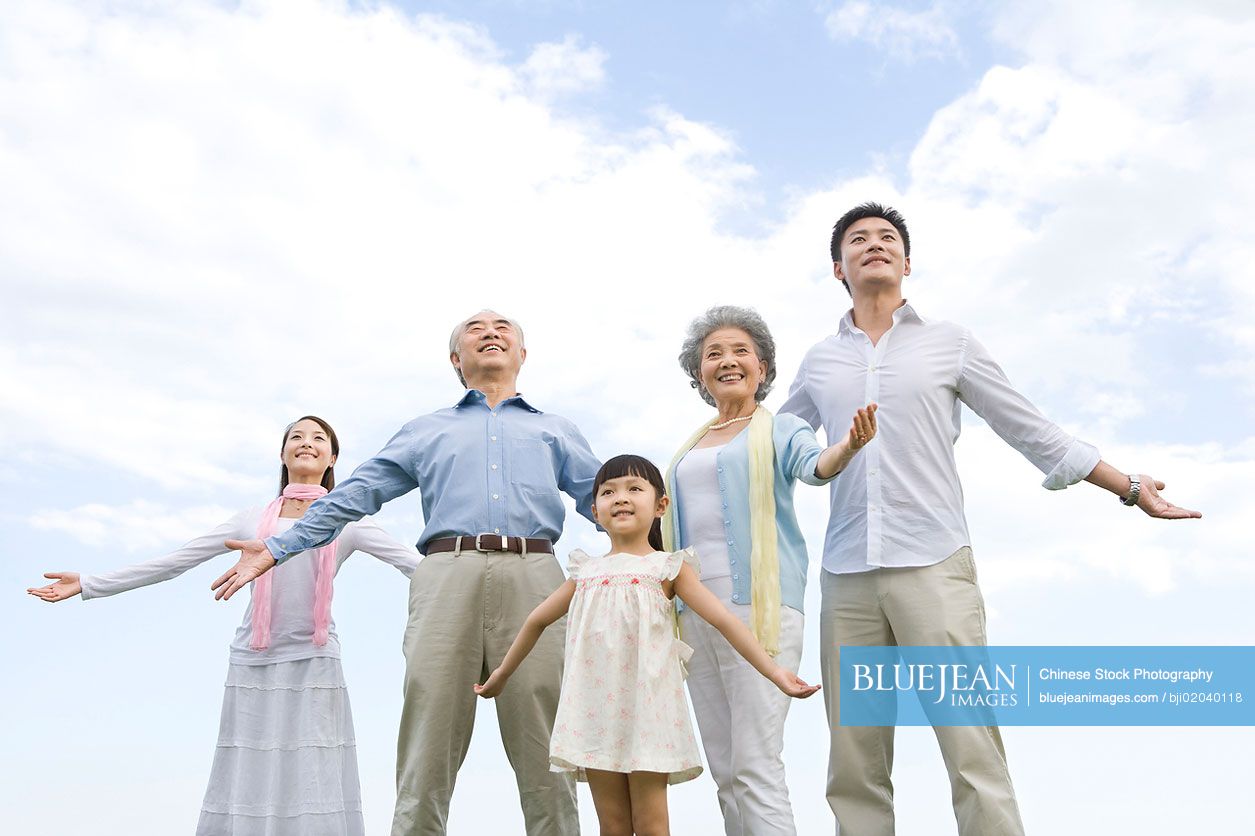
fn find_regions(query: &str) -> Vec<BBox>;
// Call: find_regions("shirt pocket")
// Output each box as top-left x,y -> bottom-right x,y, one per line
509,438 -> 560,494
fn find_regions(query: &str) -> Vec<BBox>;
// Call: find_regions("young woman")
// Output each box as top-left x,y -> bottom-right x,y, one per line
27,416 -> 419,836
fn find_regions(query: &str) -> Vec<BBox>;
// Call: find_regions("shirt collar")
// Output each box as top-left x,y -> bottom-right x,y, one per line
836,299 -> 925,337
455,389 -> 543,413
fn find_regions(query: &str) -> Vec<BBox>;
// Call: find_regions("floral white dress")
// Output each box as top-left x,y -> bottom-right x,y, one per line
549,548 -> 704,784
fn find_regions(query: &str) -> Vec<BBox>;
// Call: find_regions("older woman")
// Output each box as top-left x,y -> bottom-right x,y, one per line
662,306 -> 876,836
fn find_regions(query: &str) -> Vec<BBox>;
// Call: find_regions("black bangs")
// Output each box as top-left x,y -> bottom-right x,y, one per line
594,454 -> 666,497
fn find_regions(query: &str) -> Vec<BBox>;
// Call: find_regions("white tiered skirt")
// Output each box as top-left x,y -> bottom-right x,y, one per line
195,657 -> 365,836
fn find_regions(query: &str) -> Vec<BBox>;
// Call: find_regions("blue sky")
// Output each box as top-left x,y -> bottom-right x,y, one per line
4,1 -> 1253,833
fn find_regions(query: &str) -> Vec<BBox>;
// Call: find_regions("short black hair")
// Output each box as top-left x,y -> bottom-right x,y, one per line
829,202 -> 911,296
593,454 -> 667,552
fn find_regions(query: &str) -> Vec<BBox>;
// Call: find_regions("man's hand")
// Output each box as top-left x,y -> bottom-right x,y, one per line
212,539 -> 277,600
1136,475 -> 1203,520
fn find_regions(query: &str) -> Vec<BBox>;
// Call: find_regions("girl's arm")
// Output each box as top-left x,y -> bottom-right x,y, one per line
28,510 -> 253,602
337,520 -> 421,578
672,563 -> 820,698
474,579 -> 577,698
814,404 -> 877,479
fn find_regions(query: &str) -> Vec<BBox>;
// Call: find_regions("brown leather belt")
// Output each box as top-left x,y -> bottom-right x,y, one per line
422,534 -> 554,556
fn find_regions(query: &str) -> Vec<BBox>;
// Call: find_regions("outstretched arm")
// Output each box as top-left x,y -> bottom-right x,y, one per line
474,579 -> 576,698
33,510 -> 252,603
815,404 -> 878,479
672,564 -> 819,698
1084,460 -> 1202,519
214,425 -> 424,600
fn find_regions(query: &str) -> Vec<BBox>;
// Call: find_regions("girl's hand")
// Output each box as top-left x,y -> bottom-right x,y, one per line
474,668 -> 508,699
27,572 -> 82,602
771,666 -> 821,699
846,403 -> 878,451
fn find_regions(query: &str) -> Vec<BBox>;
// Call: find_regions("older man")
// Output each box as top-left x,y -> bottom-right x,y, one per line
213,310 -> 599,836
780,203 -> 1201,836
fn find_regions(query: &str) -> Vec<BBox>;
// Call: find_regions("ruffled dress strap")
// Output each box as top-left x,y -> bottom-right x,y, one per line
661,546 -> 699,582
566,548 -> 592,580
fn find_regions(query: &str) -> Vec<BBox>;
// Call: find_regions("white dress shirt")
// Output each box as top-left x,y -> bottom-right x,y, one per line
779,302 -> 1100,575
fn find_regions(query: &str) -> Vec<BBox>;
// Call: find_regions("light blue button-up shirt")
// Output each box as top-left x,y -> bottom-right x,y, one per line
266,390 -> 600,561
666,412 -> 833,612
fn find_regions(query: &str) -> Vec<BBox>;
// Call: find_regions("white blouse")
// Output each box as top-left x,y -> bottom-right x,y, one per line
80,507 -> 419,665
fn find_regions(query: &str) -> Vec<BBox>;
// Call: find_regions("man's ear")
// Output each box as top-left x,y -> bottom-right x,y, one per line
903,255 -> 911,277
450,351 -> 462,372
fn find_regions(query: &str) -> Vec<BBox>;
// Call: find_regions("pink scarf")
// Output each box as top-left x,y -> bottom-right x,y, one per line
249,483 -> 336,650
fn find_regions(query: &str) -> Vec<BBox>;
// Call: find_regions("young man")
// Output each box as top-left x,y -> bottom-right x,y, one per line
211,310 -> 601,836
779,203 -> 1200,835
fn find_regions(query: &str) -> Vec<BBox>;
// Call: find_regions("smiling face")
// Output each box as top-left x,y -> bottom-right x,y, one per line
835,216 -> 911,296
282,418 -> 337,482
591,473 -> 668,541
699,327 -> 768,408
450,310 -> 526,388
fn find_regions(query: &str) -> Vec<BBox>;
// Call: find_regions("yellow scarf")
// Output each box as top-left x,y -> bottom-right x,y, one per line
663,405 -> 781,655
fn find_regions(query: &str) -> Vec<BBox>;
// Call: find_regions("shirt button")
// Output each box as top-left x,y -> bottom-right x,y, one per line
491,464 -> 498,470
491,436 -> 497,442
717,467 -> 723,473
869,364 -> 877,372
494,528 -> 500,534
492,494 -> 500,500
869,469 -> 878,476
733,574 -> 740,580
727,539 -> 733,545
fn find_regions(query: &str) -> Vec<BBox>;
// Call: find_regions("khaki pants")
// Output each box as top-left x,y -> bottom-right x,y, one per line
820,548 -> 1025,836
391,549 -> 578,836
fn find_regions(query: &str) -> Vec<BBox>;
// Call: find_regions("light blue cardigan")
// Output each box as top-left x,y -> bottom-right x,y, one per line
667,411 -> 834,612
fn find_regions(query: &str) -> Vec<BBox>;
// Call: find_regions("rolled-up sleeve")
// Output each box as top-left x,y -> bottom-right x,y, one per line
957,330 -> 1100,490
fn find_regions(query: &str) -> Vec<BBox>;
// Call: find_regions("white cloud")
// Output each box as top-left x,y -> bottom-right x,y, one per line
29,499 -> 237,551
520,34 -> 607,97
824,1 -> 959,62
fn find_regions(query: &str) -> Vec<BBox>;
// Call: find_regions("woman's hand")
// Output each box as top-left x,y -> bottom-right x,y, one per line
846,403 -> 878,451
770,666 -> 821,699
27,572 -> 82,602
474,668 -> 508,699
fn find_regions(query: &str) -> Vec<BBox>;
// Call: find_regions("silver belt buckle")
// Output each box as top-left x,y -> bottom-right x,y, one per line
475,533 -> 504,552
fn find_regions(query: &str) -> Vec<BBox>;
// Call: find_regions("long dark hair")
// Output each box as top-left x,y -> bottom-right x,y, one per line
279,415 -> 339,495
593,454 -> 667,551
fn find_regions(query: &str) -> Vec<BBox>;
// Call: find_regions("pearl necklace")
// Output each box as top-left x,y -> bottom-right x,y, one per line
708,414 -> 753,431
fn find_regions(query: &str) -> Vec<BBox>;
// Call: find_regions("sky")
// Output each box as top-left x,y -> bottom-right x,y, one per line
3,0 -> 1253,833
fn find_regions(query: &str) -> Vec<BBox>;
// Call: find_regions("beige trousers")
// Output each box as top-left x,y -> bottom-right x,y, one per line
390,549 -> 578,836
820,548 -> 1025,836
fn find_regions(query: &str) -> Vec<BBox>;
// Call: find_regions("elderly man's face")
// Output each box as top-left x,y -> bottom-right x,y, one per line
451,312 -> 525,385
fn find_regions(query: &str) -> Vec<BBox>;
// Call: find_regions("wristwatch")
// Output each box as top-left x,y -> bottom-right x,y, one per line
1120,475 -> 1141,507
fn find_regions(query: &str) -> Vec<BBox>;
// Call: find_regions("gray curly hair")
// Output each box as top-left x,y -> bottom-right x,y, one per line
678,305 -> 776,407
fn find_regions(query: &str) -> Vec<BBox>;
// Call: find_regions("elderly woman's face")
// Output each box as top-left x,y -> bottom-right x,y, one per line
700,327 -> 767,406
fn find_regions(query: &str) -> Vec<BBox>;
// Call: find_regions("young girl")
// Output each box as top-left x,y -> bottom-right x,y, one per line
27,416 -> 419,836
473,454 -> 819,836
